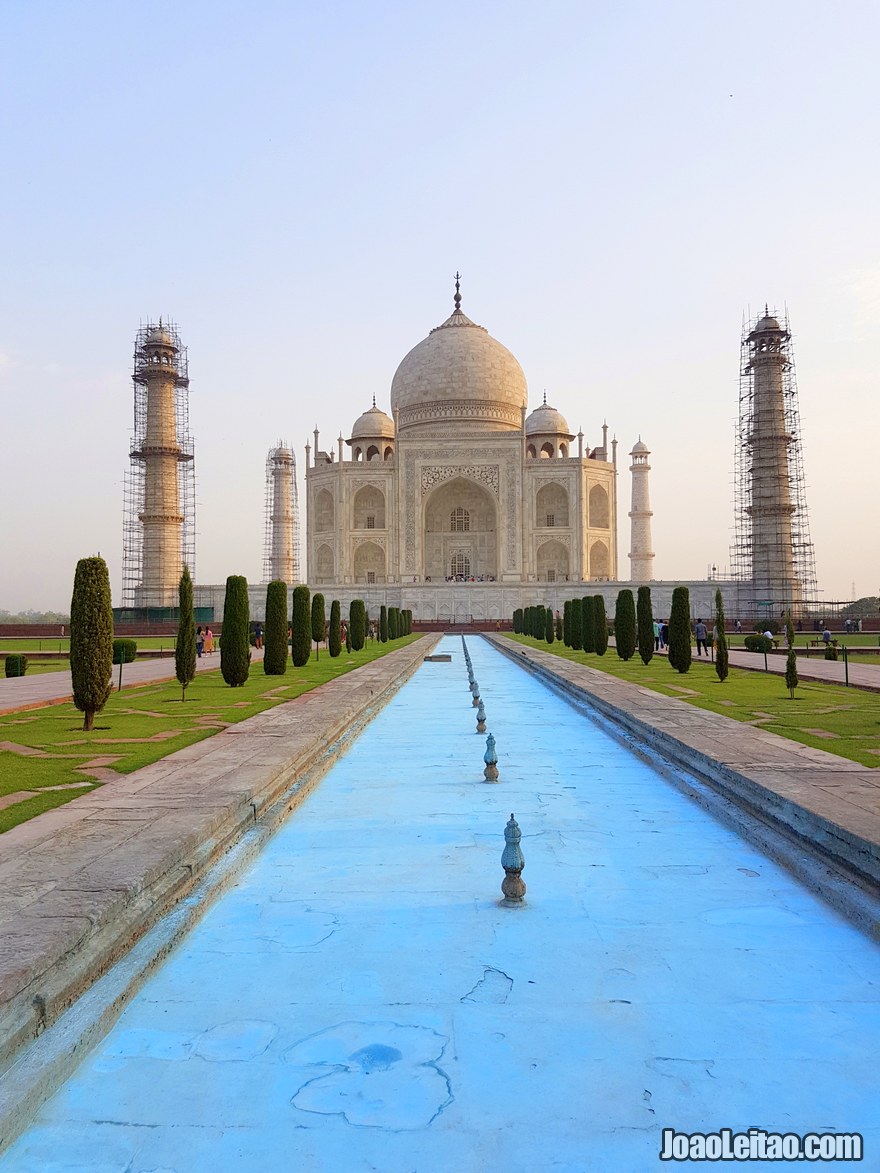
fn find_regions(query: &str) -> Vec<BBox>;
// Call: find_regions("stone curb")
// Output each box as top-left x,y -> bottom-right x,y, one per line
488,636 -> 880,934
0,635 -> 440,1137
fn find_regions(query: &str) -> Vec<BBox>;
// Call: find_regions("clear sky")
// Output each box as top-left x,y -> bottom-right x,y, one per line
1,0 -> 877,612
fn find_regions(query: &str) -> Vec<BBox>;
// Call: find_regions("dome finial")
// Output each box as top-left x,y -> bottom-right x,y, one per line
454,271 -> 462,311
543,390 -> 547,406
372,393 -> 376,408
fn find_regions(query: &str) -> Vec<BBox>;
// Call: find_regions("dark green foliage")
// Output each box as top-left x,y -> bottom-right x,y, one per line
714,589 -> 729,684
377,604 -> 387,642
5,654 -> 29,678
404,609 -> 412,634
824,645 -> 838,661
175,566 -> 196,699
563,601 -> 571,646
70,555 -> 114,729
545,608 -> 554,643
570,598 -> 583,650
345,625 -> 352,653
668,586 -> 692,674
512,608 -> 522,634
389,607 -> 399,639
328,600 -> 342,657
593,595 -> 608,656
220,575 -> 251,686
112,639 -> 137,664
582,597 -> 596,653
555,612 -> 563,640
753,619 -> 781,635
637,586 -> 654,665
614,590 -> 636,661
291,585 -> 311,667
311,592 -> 326,659
349,599 -> 366,650
264,580 -> 289,675
744,634 -> 773,653
785,611 -> 798,698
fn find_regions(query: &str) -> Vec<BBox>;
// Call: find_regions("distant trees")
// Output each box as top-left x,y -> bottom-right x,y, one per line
220,575 -> 251,686
311,592 -> 326,659
545,607 -> 555,643
637,586 -> 654,666
291,585 -> 311,667
563,601 -> 571,646
328,599 -> 342,657
349,599 -> 366,651
70,556 -> 114,730
570,597 -> 583,651
668,586 -> 692,674
555,611 -> 563,641
513,608 -> 523,634
264,580 -> 289,675
593,595 -> 608,656
175,566 -> 197,699
582,597 -> 596,653
785,610 -> 798,699
614,590 -> 636,661
714,588 -> 729,684
379,604 -> 388,643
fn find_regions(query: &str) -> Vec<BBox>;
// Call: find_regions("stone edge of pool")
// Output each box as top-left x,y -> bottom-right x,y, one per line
0,635 -> 441,1149
488,635 -> 880,931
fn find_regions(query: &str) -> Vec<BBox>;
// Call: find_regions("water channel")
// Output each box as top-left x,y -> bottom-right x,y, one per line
2,635 -> 878,1170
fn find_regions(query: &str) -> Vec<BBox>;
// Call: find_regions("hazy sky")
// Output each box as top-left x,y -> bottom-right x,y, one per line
1,1 -> 878,611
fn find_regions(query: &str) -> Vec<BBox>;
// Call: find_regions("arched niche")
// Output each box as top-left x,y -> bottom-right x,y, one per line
535,482 -> 569,528
314,488 -> 334,532
353,540 -> 386,584
423,476 -> 498,582
540,442 -> 554,459
366,444 -> 380,461
384,446 -> 393,461
536,539 -> 569,583
590,540 -> 610,579
589,484 -> 610,528
353,485 -> 385,529
527,444 -> 537,459
314,543 -> 334,583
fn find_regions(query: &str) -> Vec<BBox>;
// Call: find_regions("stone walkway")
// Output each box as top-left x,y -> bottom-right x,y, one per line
0,650 -> 260,716
679,645 -> 880,692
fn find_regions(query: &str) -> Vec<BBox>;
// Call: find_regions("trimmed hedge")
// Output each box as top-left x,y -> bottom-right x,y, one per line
350,599 -> 366,651
744,634 -> 773,653
582,597 -> 596,653
112,639 -> 137,664
614,590 -> 636,661
593,595 -> 608,656
5,654 -> 28,678
637,586 -> 654,666
668,586 -> 692,674
70,555 -> 114,730
570,598 -> 583,650
291,585 -> 311,667
264,580 -> 289,675
221,575 -> 251,686
328,599 -> 342,657
311,592 -> 326,659
175,565 -> 196,698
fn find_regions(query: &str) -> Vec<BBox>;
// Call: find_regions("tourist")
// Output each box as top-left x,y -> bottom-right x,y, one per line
694,618 -> 709,656
734,618 -> 742,634
204,627 -> 214,654
822,626 -> 831,645
659,620 -> 668,649
254,623 -> 263,649
653,619 -> 660,650
196,626 -> 204,657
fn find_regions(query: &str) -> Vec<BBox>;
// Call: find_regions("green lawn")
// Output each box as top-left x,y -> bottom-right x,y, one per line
0,636 -> 419,833
507,634 -> 880,768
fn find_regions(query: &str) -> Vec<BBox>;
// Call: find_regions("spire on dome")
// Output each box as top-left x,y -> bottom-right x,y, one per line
543,390 -> 547,405
372,393 -> 376,408
454,271 -> 462,311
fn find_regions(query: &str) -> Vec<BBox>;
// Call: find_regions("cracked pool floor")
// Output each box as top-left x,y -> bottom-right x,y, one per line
2,636 -> 879,1172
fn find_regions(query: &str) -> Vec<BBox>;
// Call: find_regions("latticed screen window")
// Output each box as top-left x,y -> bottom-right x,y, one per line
366,515 -> 375,529
450,507 -> 470,532
547,570 -> 556,583
546,513 -> 555,527
450,552 -> 470,577
367,571 -> 376,584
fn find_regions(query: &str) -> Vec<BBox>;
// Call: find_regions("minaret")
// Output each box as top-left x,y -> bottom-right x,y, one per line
743,311 -> 798,606
126,321 -> 193,607
628,438 -> 654,580
264,443 -> 299,584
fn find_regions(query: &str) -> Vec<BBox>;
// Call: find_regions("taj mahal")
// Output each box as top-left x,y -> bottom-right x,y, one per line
123,279 -> 814,626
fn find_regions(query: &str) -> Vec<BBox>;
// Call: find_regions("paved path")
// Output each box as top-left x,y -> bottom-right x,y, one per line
0,649 -> 263,715
2,634 -> 877,1171
725,646 -> 880,691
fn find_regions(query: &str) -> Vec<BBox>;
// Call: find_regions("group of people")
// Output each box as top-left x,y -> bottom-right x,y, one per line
652,618 -> 714,656
195,626 -> 215,657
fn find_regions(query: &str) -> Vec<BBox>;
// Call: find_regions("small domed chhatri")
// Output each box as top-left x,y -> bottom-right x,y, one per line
347,397 -> 395,463
525,393 -> 575,458
390,274 -> 528,437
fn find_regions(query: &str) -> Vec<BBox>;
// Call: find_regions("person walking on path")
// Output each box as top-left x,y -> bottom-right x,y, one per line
694,618 -> 709,657
204,627 -> 214,655
196,626 -> 204,658
653,620 -> 660,651
254,623 -> 263,649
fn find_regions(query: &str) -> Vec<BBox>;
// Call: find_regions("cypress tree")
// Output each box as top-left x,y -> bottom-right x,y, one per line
594,595 -> 608,655
582,596 -> 596,653
637,586 -> 654,665
328,599 -> 342,657
291,585 -> 311,667
614,589 -> 637,661
555,611 -> 563,640
784,610 -> 798,699
545,607 -> 555,643
390,607 -> 399,639
175,565 -> 197,700
668,586 -> 692,674
563,600 -> 571,646
513,608 -> 522,634
70,555 -> 114,731
311,592 -> 326,659
570,597 -> 583,650
350,599 -> 366,650
264,580 -> 288,675
714,588 -> 729,684
220,575 -> 251,686
345,625 -> 352,653
379,604 -> 388,642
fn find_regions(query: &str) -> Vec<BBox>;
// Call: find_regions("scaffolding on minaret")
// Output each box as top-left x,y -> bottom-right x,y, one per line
731,308 -> 817,617
122,321 -> 195,608
263,442 -> 301,584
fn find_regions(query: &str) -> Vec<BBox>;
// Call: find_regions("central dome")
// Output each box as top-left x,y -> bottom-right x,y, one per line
390,293 -> 528,436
